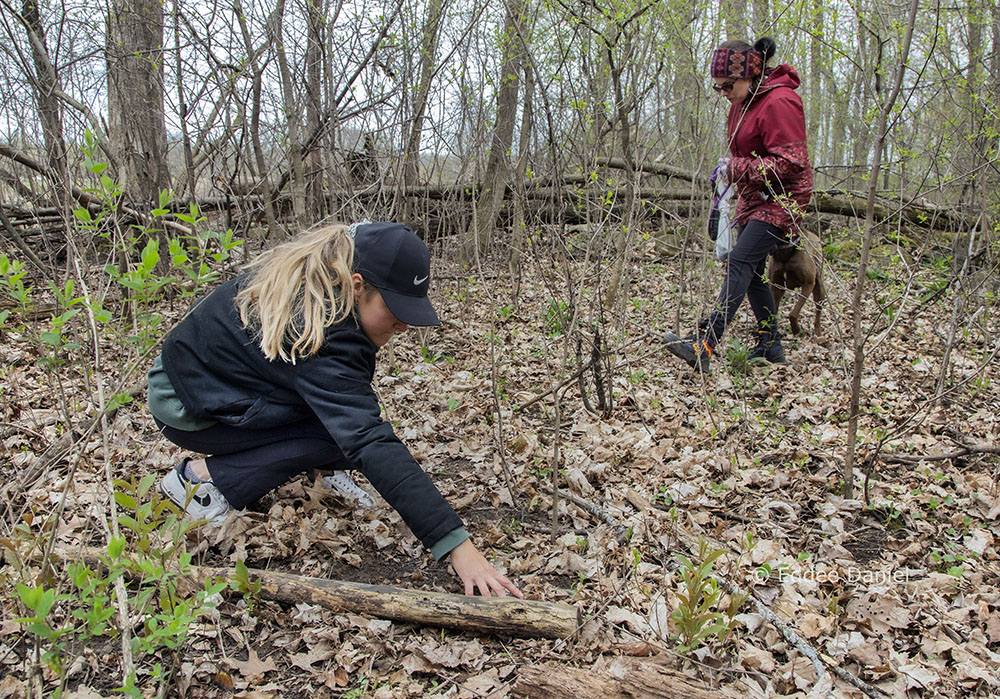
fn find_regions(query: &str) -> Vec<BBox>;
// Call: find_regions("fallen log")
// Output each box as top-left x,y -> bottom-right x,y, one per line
62,547 -> 581,639
512,659 -> 715,698
189,565 -> 581,640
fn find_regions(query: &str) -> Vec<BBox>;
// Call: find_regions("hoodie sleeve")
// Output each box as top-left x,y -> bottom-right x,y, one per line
292,329 -> 465,551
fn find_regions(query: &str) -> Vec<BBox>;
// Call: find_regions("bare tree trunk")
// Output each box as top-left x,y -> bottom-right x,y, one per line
721,0 -> 744,39
953,6 -> 985,272
808,0 -> 823,164
106,0 -> 170,204
20,0 -> 68,209
850,7 -> 879,184
274,0 -> 307,228
466,0 -> 525,260
402,0 -> 447,188
235,0 -> 278,238
508,60 -> 534,296
305,0 -> 326,219
172,0 -> 197,201
843,0 -> 920,499
600,12 -> 653,313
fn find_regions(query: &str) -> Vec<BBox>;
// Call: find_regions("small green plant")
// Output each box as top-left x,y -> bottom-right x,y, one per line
724,338 -> 753,375
343,676 -> 372,698
928,547 -> 967,578
630,547 -> 642,575
0,253 -> 33,319
38,278 -> 85,370
543,298 -> 571,336
570,571 -> 590,598
421,345 -> 446,364
671,538 -> 729,653
528,457 -> 551,479
868,501 -> 904,529
496,303 -> 515,320
655,485 -> 674,507
8,476 -> 233,697
229,560 -> 263,612
500,517 -> 523,538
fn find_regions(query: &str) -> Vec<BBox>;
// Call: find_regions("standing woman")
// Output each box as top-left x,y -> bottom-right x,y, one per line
665,37 -> 813,371
148,221 -> 521,598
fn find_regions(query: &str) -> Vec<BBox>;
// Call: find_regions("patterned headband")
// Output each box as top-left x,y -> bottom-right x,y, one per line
711,47 -> 764,79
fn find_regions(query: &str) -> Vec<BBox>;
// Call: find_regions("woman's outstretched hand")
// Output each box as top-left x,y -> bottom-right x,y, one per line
449,539 -> 523,598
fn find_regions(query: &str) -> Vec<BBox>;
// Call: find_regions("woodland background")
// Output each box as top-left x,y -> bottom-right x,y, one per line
1,0 -> 999,697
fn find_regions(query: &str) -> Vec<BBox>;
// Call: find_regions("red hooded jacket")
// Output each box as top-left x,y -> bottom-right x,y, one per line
726,64 -> 813,233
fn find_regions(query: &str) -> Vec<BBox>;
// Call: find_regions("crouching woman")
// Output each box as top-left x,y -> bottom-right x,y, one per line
147,221 -> 521,598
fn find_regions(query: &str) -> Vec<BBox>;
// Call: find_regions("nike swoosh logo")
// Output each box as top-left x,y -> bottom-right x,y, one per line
413,275 -> 428,285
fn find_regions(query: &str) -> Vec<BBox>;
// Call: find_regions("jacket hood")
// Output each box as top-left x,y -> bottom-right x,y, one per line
758,63 -> 800,93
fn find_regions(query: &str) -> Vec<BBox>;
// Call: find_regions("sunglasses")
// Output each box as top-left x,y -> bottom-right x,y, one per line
712,80 -> 736,93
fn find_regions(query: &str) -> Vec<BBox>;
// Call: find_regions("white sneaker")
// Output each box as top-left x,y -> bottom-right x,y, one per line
158,460 -> 231,525
322,471 -> 374,508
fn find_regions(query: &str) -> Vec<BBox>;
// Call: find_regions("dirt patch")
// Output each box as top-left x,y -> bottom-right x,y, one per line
321,546 -> 456,590
843,515 -> 888,565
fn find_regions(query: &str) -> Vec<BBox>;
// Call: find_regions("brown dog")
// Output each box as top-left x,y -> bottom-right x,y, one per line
769,229 -> 825,335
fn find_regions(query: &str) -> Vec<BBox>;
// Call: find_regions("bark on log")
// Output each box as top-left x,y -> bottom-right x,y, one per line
191,565 -> 581,639
512,659 -> 715,699
596,157 -> 706,184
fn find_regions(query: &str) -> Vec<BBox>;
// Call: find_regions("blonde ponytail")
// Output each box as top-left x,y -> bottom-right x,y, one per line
236,224 -> 356,362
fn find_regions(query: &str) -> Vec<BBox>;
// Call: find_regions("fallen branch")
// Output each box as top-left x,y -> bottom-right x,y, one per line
541,487 -> 630,544
512,658 -> 715,698
0,143 -> 193,236
61,546 -> 580,641
187,565 -> 582,640
62,546 -> 581,639
0,205 -> 48,272
596,156 -> 705,184
881,436 -> 999,464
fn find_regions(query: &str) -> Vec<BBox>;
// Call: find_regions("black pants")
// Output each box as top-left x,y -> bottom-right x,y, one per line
704,219 -> 787,342
155,416 -> 350,508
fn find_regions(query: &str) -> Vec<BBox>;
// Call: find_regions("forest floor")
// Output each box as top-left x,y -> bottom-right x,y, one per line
1,229 -> 999,698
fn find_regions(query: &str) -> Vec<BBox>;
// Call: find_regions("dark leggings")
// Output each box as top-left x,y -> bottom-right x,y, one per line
704,219 -> 787,342
154,416 -> 350,508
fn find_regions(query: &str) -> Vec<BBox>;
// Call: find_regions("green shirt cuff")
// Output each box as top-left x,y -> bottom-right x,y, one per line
147,355 -> 217,431
430,527 -> 469,561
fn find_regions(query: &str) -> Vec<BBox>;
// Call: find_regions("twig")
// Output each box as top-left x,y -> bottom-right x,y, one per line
540,487 -> 630,544
515,331 -> 656,412
880,440 -> 999,464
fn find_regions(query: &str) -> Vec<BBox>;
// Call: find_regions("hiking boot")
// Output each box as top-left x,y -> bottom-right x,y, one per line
663,331 -> 714,372
748,329 -> 788,364
322,471 -> 374,508
158,459 -> 231,525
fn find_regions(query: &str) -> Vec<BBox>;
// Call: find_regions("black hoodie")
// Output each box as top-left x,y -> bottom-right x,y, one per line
159,276 -> 464,551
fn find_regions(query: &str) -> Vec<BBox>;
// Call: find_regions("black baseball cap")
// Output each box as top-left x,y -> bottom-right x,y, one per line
351,222 -> 440,326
